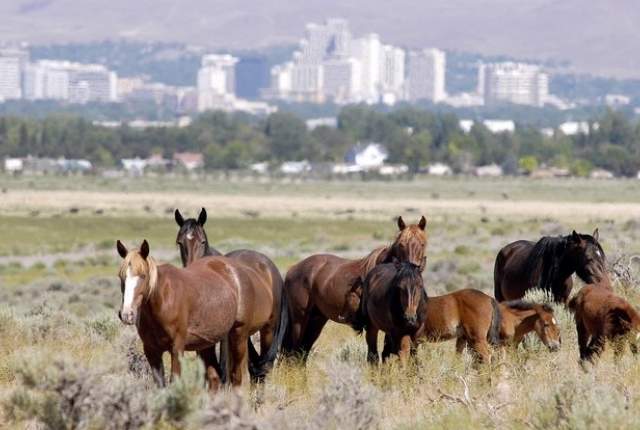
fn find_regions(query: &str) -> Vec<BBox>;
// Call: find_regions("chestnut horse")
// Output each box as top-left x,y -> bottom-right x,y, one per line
413,289 -> 501,364
499,300 -> 561,351
353,261 -> 427,364
568,284 -> 640,362
116,240 -> 239,392
494,229 -> 609,304
174,208 -> 287,383
283,216 -> 427,359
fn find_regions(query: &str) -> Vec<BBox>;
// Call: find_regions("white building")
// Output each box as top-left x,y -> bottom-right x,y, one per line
23,60 -> 116,103
480,62 -> 548,107
407,49 -> 446,103
379,45 -> 406,104
351,34 -> 382,103
197,54 -> 238,112
0,52 -> 23,101
323,58 -> 361,103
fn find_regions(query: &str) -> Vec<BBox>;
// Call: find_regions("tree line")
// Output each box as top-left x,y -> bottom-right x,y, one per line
0,107 -> 639,176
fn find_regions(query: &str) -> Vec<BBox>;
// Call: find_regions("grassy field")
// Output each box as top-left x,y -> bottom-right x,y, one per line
1,174 -> 640,429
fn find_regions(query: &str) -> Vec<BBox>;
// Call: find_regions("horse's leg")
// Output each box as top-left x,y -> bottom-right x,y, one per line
228,330 -> 249,387
198,346 -> 222,392
397,334 -> 412,365
576,319 -> 590,360
585,334 -> 605,362
366,327 -> 380,364
143,345 -> 165,387
299,307 -> 327,361
382,333 -> 396,362
455,337 -> 468,355
170,336 -> 186,382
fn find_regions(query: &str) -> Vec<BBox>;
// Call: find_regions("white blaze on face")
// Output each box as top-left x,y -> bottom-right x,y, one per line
186,232 -> 194,240
551,318 -> 557,325
123,266 -> 140,311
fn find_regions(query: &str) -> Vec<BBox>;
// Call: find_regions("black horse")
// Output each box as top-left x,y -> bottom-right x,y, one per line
494,229 -> 609,304
174,208 -> 288,383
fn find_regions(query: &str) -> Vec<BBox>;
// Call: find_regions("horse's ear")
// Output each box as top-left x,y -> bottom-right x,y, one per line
592,228 -> 599,242
140,240 -> 150,260
198,207 -> 207,226
397,216 -> 406,231
174,209 -> 185,227
571,230 -> 581,243
418,216 -> 427,230
116,240 -> 128,259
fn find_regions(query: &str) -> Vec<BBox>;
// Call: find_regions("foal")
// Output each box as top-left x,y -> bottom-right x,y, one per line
568,284 -> 640,362
414,289 -> 501,364
499,300 -> 562,351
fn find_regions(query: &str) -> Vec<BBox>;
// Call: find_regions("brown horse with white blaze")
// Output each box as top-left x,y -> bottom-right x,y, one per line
499,300 -> 562,351
116,240 -> 239,392
174,208 -> 287,383
283,216 -> 427,359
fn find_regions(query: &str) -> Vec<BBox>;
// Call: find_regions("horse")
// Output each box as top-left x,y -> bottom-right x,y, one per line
116,240 -> 239,392
499,300 -> 561,351
494,229 -> 609,304
568,284 -> 640,362
413,289 -> 501,364
174,208 -> 287,383
352,261 -> 427,364
283,215 -> 427,359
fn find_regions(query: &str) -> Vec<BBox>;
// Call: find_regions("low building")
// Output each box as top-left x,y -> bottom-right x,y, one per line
426,163 -> 453,176
280,160 -> 311,175
475,164 -> 503,177
344,142 -> 388,170
4,157 -> 23,173
173,152 -> 204,171
589,169 -> 615,180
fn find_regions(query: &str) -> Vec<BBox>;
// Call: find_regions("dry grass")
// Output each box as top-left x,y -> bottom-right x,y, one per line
1,176 -> 640,429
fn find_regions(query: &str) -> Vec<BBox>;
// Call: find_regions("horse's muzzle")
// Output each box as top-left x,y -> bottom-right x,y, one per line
548,341 -> 561,352
120,309 -> 136,325
404,314 -> 418,328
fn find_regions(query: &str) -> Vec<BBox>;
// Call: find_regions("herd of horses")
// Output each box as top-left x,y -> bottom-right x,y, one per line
115,208 -> 640,392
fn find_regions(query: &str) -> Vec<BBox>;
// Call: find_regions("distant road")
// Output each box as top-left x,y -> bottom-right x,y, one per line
3,189 -> 640,221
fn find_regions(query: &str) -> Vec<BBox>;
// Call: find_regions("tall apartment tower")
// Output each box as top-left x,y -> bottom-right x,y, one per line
480,62 -> 548,107
197,54 -> 238,111
0,48 -> 28,101
407,48 -> 446,103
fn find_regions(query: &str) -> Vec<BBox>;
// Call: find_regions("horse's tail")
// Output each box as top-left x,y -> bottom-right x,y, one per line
218,336 -> 229,384
494,249 -> 506,302
487,298 -> 502,346
248,273 -> 289,383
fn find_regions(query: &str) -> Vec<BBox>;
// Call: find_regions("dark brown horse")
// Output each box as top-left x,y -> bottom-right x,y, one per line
414,289 -> 501,363
116,240 -> 238,392
494,229 -> 609,304
499,300 -> 561,351
352,261 -> 427,364
283,216 -> 427,359
174,208 -> 287,382
568,284 -> 640,362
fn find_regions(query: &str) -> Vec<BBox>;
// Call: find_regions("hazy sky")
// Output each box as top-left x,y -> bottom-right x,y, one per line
2,0 -> 638,78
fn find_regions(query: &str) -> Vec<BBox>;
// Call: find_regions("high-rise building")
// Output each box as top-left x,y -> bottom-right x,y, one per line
0,48 -> 26,101
22,60 -> 116,103
351,34 -> 382,103
323,58 -> 361,103
407,49 -> 446,103
480,62 -> 548,107
197,54 -> 238,111
380,44 -> 406,103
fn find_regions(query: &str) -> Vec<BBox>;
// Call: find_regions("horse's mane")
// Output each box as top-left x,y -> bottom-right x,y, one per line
503,299 -> 553,313
359,246 -> 389,275
393,261 -> 424,287
523,236 -> 568,290
119,252 -> 159,296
